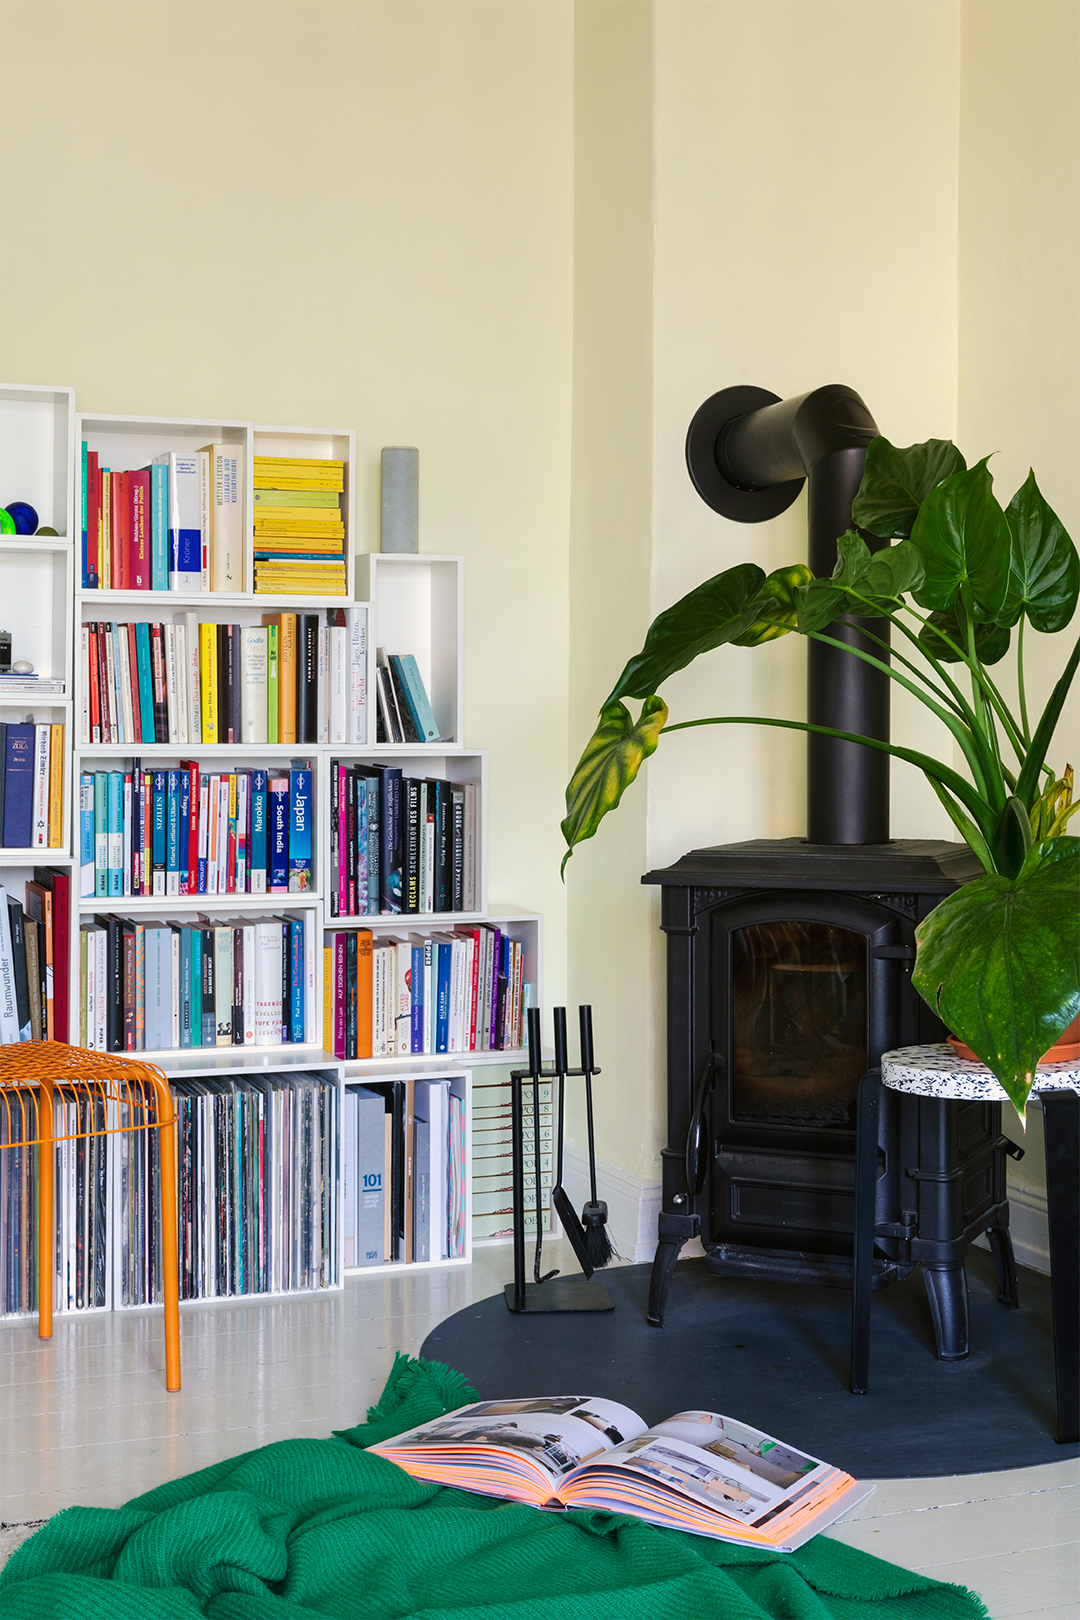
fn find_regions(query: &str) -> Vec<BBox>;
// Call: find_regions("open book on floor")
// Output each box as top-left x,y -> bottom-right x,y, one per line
369,1395 -> 873,1551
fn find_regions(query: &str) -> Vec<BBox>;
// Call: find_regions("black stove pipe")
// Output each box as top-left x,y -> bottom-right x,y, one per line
685,383 -> 889,845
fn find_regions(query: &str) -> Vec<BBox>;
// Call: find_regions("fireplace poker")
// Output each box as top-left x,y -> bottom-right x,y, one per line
549,1007 -> 594,1278
578,1005 -> 614,1269
527,1007 -> 558,1285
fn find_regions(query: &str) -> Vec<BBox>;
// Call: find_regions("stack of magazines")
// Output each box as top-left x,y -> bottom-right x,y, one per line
370,1396 -> 872,1551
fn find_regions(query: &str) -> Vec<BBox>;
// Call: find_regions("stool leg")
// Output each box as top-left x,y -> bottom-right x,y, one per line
850,1068 -> 881,1394
157,1119 -> 181,1393
37,1085 -> 54,1340
1042,1090 -> 1079,1445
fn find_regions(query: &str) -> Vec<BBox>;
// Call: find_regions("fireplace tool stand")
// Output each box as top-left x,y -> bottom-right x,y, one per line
504,1006 -> 614,1313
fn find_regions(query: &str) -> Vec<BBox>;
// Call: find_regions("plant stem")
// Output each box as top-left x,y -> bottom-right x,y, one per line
1017,614 -> 1031,744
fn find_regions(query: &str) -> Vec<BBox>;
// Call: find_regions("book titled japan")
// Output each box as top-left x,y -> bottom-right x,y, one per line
288,766 -> 312,893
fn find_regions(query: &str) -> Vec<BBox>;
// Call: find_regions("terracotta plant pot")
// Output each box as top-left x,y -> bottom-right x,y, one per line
947,1014 -> 1080,1066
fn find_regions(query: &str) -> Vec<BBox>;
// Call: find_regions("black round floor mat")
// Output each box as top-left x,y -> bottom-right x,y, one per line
421,1248 -> 1076,1478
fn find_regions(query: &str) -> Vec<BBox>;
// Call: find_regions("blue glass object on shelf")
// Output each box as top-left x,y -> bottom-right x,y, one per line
0,508 -> 15,535
5,501 -> 38,534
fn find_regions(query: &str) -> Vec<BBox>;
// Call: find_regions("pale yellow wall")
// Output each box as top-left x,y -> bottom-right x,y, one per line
957,0 -> 1079,1257
0,0 -> 575,1008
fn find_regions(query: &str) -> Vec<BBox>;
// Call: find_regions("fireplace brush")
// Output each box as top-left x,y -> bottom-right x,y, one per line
577,1005 -> 614,1269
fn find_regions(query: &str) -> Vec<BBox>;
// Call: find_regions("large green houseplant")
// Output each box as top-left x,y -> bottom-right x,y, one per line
562,437 -> 1080,1117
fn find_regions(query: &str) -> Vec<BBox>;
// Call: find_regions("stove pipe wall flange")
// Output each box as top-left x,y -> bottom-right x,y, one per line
685,383 -> 889,846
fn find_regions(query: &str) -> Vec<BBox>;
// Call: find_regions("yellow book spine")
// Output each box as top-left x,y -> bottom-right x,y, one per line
48,724 -> 64,847
322,944 -> 332,1053
253,475 -> 343,492
199,622 -> 219,743
100,473 -> 111,589
279,612 -> 298,744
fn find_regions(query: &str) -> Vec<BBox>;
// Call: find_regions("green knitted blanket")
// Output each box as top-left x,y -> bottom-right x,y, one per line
1,1355 -> 986,1620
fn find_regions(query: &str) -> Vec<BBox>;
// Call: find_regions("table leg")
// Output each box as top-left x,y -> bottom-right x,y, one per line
1042,1090 -> 1079,1445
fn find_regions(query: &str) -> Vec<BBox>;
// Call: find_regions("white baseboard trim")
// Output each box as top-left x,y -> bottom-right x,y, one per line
973,1182 -> 1050,1275
562,1145 -> 662,1263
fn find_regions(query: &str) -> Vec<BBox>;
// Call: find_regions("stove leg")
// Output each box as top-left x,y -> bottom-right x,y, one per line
647,1211 -> 700,1328
922,1264 -> 970,1360
1042,1090 -> 1079,1445
987,1226 -> 1019,1309
850,1068 -> 882,1395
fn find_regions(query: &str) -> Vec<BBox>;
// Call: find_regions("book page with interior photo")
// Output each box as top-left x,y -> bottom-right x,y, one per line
369,1396 -> 649,1503
558,1409 -> 872,1549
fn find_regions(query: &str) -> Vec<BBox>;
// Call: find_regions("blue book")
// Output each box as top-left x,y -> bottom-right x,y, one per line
435,940 -> 451,1054
107,771 -> 123,897
2,724 -> 35,848
79,773 -> 95,898
178,768 -> 190,896
289,917 -> 304,1043
135,623 -> 156,745
179,927 -> 192,1048
155,451 -> 201,591
250,769 -> 267,894
380,766 -> 402,914
166,769 -> 180,896
410,939 -> 424,1053
269,775 -> 289,892
389,653 -> 441,743
288,767 -> 312,893
189,927 -> 202,1047
149,463 -> 169,591
93,771 -> 108,897
152,769 -> 167,896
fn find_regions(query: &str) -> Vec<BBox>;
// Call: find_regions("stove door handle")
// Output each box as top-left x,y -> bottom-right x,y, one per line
686,1053 -> 720,1196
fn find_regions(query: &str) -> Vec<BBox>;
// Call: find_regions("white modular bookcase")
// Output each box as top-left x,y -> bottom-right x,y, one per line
0,385 -> 77,892
2,389 -> 544,1311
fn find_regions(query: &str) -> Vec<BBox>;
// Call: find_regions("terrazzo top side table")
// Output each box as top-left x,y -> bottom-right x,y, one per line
881,1044 -> 1078,1445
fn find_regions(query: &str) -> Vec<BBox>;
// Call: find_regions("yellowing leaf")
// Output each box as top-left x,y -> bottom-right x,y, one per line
561,697 -> 668,876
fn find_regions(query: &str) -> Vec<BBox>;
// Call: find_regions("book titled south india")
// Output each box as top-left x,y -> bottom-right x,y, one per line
369,1397 -> 873,1552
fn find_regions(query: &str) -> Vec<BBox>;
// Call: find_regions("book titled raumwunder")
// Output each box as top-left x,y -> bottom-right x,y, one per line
369,1395 -> 873,1551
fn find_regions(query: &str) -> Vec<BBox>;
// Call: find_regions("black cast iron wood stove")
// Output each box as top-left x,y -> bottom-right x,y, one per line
645,386 -> 1020,1358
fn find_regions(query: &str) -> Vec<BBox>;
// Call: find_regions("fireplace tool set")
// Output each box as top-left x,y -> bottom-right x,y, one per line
504,1004 -> 615,1313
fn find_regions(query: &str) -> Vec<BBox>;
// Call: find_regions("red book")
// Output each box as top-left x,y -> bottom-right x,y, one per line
86,453 -> 100,588
110,471 -> 128,590
130,470 -> 150,590
87,623 -> 101,743
33,867 -> 71,1044
126,622 -> 143,742
95,622 -> 111,744
455,925 -> 482,1051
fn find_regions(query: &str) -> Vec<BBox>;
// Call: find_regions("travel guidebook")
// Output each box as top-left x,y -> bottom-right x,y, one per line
369,1395 -> 873,1550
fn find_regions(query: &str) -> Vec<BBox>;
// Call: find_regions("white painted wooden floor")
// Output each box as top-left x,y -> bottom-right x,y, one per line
2,1241 -> 1077,1617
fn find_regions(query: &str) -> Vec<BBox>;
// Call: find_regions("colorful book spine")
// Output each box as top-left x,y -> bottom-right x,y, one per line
250,769 -> 267,893
150,462 -> 169,591
199,621 -> 218,743
166,768 -> 180,896
269,776 -> 289,893
288,767 -> 312,893
152,769 -> 167,896
135,621 -> 156,744
130,470 -> 151,590
80,774 -> 95,897
107,770 -> 123,897
178,767 -> 191,895
289,917 -> 305,1043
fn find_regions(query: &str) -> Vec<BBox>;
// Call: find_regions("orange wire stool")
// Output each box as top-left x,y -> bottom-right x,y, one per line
0,1043 -> 181,1392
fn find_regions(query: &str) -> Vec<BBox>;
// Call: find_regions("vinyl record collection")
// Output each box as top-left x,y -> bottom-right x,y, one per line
173,1070 -> 339,1300
342,1076 -> 467,1268
324,925 -> 527,1060
0,1089 -> 39,1315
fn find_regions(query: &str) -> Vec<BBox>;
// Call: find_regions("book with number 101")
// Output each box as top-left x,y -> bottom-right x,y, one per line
369,1394 -> 872,1550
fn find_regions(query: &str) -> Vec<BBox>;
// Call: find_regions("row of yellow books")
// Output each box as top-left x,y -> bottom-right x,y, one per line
253,456 -> 347,597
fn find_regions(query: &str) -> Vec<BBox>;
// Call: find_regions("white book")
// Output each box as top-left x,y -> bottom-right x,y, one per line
330,626 -> 347,744
156,451 -> 203,592
198,450 -> 212,593
0,886 -> 19,1046
240,626 -> 268,745
371,944 -> 386,1058
205,773 -> 220,894
173,621 -> 189,746
202,442 -> 244,593
82,924 -> 95,1052
181,611 -> 202,739
115,626 -> 132,745
32,724 -> 50,847
316,626 -> 328,744
122,774 -> 132,898
395,939 -> 411,1055
94,925 -> 107,1050
242,921 -> 256,1043
170,928 -> 180,1050
342,1089 -> 358,1269
253,920 -> 282,1046
164,624 -> 180,745
102,627 -> 118,743
80,625 -> 91,743
346,606 -> 367,743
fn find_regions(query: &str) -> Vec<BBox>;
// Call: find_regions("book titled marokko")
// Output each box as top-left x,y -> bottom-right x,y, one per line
369,1394 -> 873,1550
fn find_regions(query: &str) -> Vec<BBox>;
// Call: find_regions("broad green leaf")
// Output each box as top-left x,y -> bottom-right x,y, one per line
861,537 -> 925,601
852,436 -> 967,539
918,609 -> 1010,666
731,563 -> 813,646
912,837 -> 1080,1116
1001,471 -> 1080,632
608,563 -> 767,703
561,696 -> 668,874
908,459 -> 1011,621
832,530 -> 872,582
796,577 -> 847,633
990,795 -> 1034,881
797,536 -> 925,631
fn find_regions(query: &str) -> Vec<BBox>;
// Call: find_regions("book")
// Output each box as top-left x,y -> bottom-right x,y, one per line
390,653 -> 441,743
288,766 -> 312,892
202,443 -> 244,592
241,626 -> 269,744
32,724 -> 50,848
2,724 -> 35,847
130,469 -> 151,590
155,451 -> 202,591
370,1397 -> 872,1551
